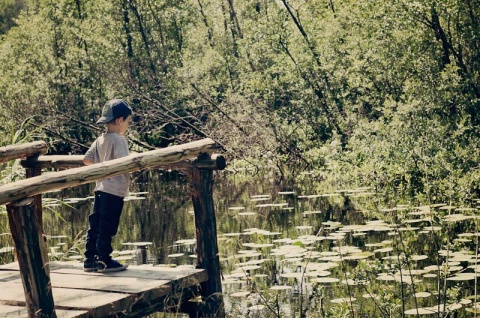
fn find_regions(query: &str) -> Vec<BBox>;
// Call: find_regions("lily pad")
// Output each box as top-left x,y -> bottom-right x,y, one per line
447,273 -> 480,281
313,277 -> 340,283
404,308 -> 436,315
331,297 -> 355,304
414,292 -> 432,298
269,285 -> 292,290
167,253 -> 185,258
238,212 -> 256,216
231,291 -> 250,297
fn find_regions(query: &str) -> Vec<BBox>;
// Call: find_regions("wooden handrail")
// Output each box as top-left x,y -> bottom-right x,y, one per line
1,137 -> 226,317
21,153 -> 227,170
0,141 -> 48,163
0,138 -> 219,205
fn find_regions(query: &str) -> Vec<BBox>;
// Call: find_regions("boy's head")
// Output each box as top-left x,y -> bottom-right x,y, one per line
96,99 -> 132,124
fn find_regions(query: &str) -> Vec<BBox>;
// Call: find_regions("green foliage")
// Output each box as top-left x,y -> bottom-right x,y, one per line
0,0 -> 26,35
0,0 -> 479,200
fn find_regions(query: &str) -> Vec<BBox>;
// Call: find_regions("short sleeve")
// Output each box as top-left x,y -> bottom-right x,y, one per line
115,136 -> 130,159
84,140 -> 97,163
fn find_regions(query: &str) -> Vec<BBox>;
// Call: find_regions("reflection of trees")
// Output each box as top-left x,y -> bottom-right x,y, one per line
119,170 -> 193,264
4,167 -> 480,316
0,235 -> 15,264
38,170 -> 194,265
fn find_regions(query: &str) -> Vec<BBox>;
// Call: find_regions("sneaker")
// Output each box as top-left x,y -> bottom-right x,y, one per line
97,258 -> 128,273
83,258 -> 97,272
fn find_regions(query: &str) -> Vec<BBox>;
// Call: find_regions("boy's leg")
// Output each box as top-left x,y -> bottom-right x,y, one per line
84,192 -> 102,259
84,192 -> 103,272
96,192 -> 128,272
96,192 -> 124,261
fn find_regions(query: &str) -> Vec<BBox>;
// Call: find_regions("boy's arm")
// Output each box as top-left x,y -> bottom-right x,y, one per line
83,158 -> 95,165
84,139 -> 97,165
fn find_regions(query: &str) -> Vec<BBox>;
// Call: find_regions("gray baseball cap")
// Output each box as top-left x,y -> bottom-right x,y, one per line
96,99 -> 132,124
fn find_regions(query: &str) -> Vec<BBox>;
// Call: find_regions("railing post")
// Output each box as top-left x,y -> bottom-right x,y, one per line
25,157 -> 44,239
189,168 -> 224,318
7,197 -> 56,318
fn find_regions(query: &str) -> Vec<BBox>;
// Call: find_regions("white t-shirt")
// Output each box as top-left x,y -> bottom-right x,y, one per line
84,133 -> 130,198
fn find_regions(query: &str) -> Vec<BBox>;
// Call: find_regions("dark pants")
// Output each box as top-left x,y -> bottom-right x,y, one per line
85,191 -> 124,261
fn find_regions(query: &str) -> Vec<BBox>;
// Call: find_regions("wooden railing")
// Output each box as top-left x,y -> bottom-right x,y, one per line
0,139 -> 226,318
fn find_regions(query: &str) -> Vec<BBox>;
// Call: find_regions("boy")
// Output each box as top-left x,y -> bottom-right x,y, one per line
83,99 -> 132,272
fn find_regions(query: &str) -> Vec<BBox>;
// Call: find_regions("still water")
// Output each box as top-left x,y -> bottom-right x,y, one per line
1,169 -> 479,317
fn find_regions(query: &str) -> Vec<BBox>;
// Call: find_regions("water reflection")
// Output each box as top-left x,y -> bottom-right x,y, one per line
0,169 -> 479,317
46,170 -> 196,266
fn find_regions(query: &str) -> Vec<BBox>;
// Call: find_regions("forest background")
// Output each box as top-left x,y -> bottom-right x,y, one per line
1,0 -> 479,204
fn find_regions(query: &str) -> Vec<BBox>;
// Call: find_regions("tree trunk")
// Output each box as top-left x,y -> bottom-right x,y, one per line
197,0 -> 214,45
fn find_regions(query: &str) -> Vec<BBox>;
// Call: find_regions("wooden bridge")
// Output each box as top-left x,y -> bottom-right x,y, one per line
0,139 -> 226,317
0,261 -> 206,317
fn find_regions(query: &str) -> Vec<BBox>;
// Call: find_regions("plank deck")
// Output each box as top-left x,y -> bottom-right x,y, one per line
0,261 -> 207,317
0,304 -> 89,318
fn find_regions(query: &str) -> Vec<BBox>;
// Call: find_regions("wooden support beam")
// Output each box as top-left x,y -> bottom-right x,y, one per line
21,155 -> 86,169
0,141 -> 48,163
128,285 -> 199,317
0,138 -> 219,205
189,165 -> 225,317
6,198 -> 56,318
25,163 -> 44,239
21,154 -> 227,171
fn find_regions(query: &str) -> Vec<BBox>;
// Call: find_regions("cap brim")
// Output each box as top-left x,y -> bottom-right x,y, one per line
96,116 -> 113,124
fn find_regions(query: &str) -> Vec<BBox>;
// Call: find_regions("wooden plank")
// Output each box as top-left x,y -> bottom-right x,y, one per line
0,262 -> 19,271
0,138 -> 219,205
49,272 -> 171,295
0,261 -> 80,271
0,304 -> 89,318
0,262 -> 208,317
0,262 -> 208,284
49,272 -> 172,313
51,267 -> 208,314
0,141 -> 48,164
0,270 -> 20,282
51,266 -> 208,288
0,281 -> 133,318
51,263 -> 208,312
52,262 -> 206,278
54,288 -> 132,317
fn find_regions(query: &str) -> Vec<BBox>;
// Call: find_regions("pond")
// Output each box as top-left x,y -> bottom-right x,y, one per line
0,168 -> 479,317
